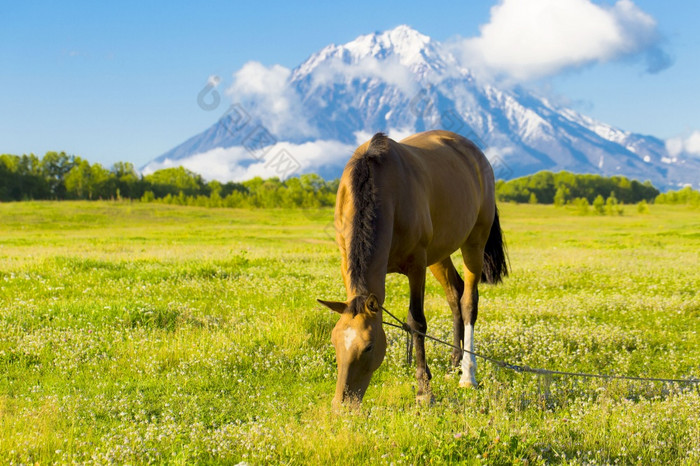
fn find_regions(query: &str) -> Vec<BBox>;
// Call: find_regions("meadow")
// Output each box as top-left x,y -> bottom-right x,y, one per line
1,201 -> 698,464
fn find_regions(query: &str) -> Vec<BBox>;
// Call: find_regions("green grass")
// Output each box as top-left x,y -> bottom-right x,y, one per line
1,201 -> 698,464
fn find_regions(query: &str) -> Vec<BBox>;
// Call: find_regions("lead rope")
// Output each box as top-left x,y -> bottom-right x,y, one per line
381,306 -> 700,386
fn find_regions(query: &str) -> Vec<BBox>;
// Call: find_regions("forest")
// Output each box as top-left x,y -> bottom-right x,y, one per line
1,151 -> 698,207
0,152 -> 337,207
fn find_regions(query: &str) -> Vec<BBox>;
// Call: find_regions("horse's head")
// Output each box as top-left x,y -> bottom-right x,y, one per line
317,294 -> 387,407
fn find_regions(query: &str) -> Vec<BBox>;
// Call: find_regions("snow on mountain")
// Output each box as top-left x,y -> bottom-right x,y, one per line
145,25 -> 700,189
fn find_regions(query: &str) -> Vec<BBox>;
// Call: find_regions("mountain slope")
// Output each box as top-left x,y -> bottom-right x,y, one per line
146,25 -> 700,189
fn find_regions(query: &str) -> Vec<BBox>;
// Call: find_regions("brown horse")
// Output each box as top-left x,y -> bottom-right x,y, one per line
318,130 -> 508,406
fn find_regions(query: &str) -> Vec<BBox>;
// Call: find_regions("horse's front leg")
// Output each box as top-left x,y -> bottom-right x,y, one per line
406,262 -> 432,402
429,258 -> 465,368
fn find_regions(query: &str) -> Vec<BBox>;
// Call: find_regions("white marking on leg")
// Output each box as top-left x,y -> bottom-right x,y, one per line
460,323 -> 478,387
343,327 -> 357,351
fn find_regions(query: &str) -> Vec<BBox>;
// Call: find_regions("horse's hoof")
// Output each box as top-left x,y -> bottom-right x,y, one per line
459,379 -> 478,389
416,393 -> 435,404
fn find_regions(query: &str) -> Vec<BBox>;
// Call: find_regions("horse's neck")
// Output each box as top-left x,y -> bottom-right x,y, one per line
344,243 -> 389,305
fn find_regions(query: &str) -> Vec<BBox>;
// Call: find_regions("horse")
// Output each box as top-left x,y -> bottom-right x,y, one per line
318,129 -> 508,406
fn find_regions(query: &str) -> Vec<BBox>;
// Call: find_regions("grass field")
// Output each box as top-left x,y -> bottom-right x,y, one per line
1,201 -> 699,464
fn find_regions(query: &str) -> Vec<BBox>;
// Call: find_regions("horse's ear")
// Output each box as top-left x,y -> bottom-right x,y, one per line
365,294 -> 380,313
317,299 -> 347,314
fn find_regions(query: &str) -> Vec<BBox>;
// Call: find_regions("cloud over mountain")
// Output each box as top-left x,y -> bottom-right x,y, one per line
145,23 -> 698,189
666,131 -> 700,159
226,62 -> 317,138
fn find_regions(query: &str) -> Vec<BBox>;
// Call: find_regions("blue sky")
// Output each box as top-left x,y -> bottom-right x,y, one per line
2,0 -> 700,167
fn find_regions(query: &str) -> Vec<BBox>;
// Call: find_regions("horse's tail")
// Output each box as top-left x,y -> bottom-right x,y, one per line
481,205 -> 509,284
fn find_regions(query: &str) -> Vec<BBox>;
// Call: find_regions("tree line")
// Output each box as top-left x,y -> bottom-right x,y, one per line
2,151 -> 698,208
494,171 -> 661,205
654,186 -> 700,206
0,152 -> 337,207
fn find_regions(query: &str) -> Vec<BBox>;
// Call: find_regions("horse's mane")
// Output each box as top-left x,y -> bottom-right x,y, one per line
348,132 -> 388,294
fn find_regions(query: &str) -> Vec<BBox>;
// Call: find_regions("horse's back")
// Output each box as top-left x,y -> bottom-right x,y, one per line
336,130 -> 497,275
398,130 -> 493,199
393,131 -> 496,263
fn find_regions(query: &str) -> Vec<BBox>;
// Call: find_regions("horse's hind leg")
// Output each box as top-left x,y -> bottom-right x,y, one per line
429,258 -> 465,368
459,243 -> 484,388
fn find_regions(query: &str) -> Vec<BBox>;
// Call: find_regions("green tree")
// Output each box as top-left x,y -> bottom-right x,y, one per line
220,181 -> 248,198
64,159 -> 92,199
90,163 -> 115,199
14,154 -> 49,199
571,197 -> 590,215
526,171 -> 555,203
605,191 -> 624,216
637,200 -> 650,214
300,173 -> 325,194
41,151 -> 75,199
141,190 -> 155,202
143,167 -> 205,198
65,159 -> 116,200
656,186 -> 700,206
554,186 -> 569,207
281,177 -> 304,207
593,194 -> 605,215
0,154 -> 17,200
496,171 -> 660,205
207,181 -> 223,207
112,162 -> 142,199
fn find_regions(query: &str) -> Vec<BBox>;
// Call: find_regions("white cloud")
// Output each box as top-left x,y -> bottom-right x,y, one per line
229,61 -> 289,96
309,55 -> 419,95
387,127 -> 416,142
226,61 -> 317,139
144,140 -> 356,182
666,131 -> 700,158
453,0 -> 669,81
686,132 -> 700,156
353,130 -> 374,146
353,128 -> 426,145
145,131 -> 430,182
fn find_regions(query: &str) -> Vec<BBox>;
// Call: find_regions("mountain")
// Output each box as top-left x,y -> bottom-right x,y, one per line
145,25 -> 700,189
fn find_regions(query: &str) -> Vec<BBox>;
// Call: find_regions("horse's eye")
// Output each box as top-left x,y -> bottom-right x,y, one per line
363,344 -> 373,353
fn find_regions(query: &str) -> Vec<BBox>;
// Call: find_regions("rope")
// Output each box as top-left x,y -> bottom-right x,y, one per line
381,306 -> 700,386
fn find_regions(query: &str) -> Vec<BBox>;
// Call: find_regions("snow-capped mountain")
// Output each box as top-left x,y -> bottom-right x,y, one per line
145,25 -> 700,189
